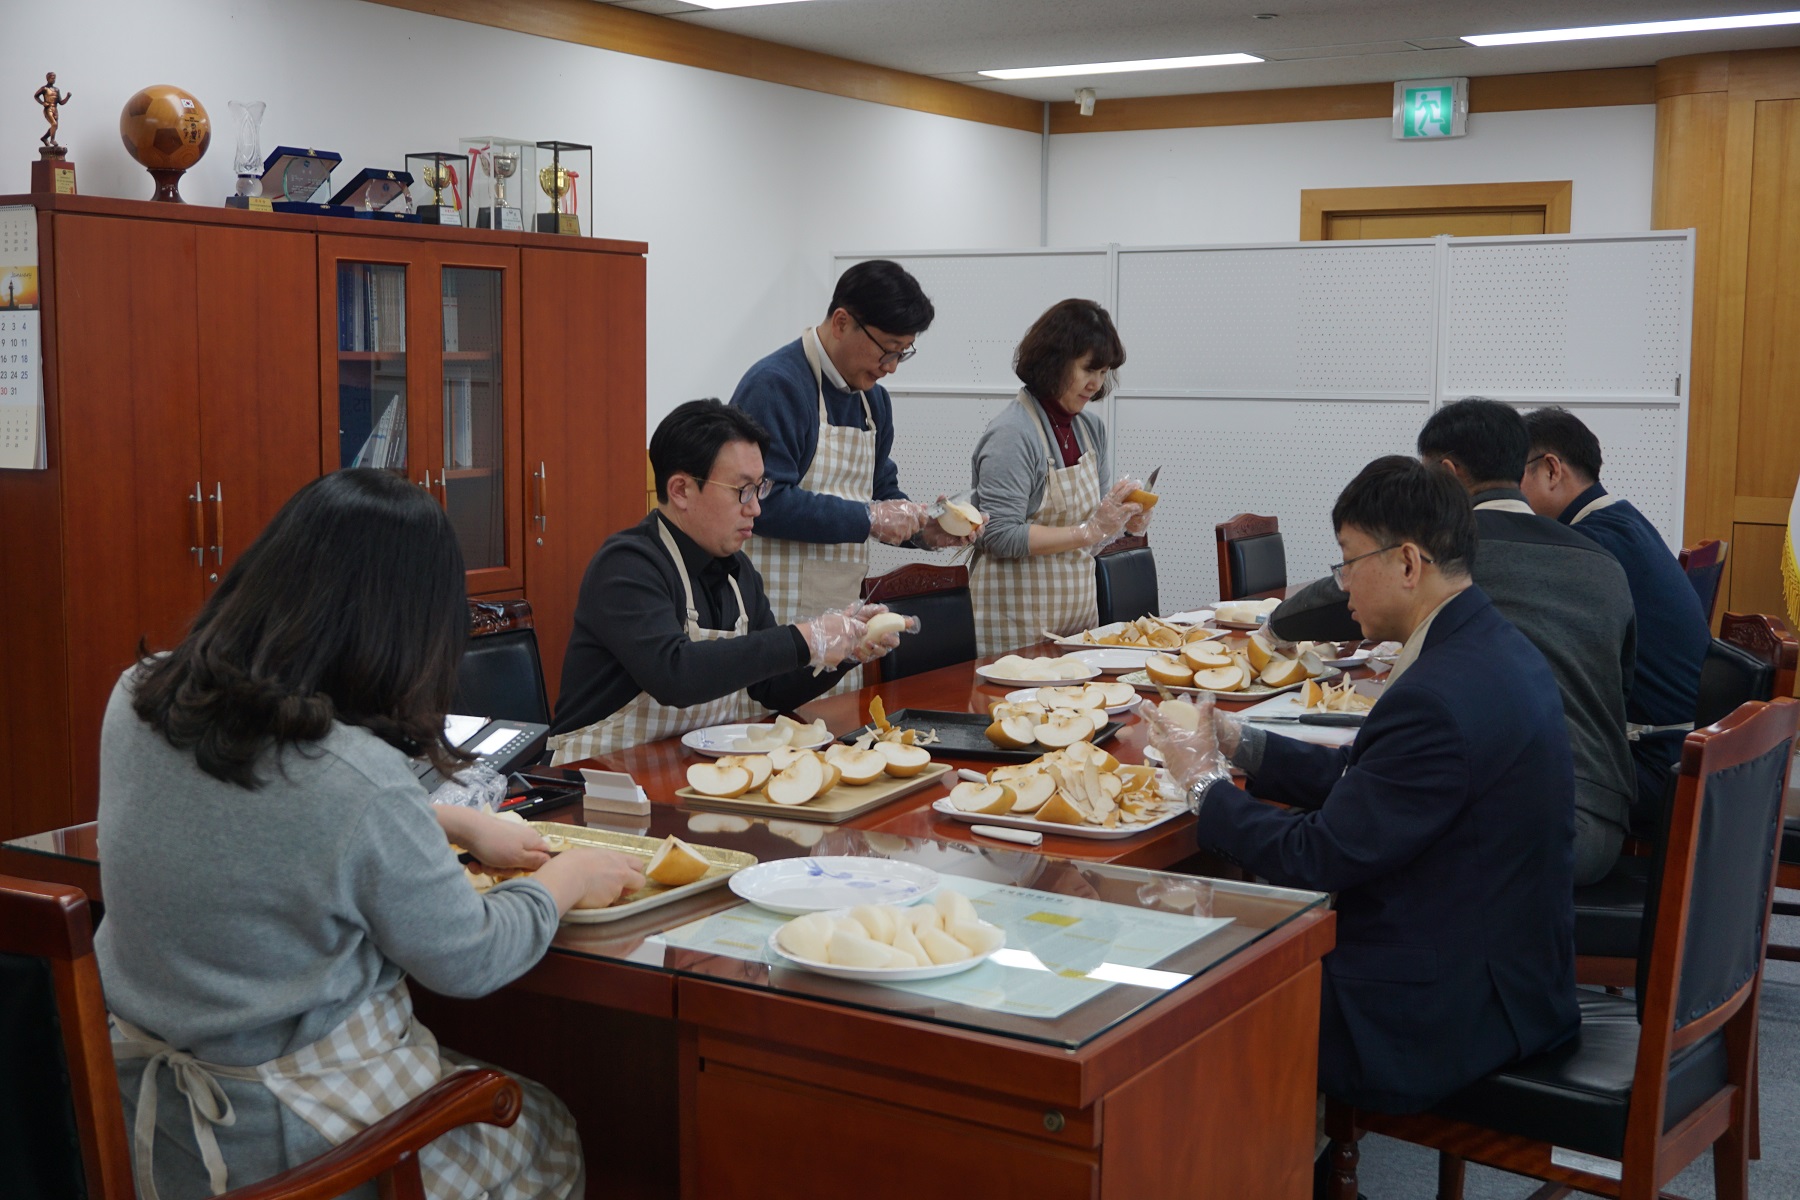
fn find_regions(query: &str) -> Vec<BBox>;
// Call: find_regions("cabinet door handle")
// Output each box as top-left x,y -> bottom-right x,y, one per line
188,483 -> 205,566
533,461 -> 548,532
209,482 -> 226,565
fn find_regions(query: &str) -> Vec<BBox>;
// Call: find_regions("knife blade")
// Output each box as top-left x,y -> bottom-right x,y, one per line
1247,712 -> 1366,727
1145,465 -> 1161,492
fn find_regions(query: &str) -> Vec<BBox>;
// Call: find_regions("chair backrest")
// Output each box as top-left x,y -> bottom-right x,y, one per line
860,564 -> 976,682
1719,611 -> 1798,699
1678,538 -> 1729,624
0,876 -> 132,1200
1094,535 -> 1159,625
1215,513 -> 1286,600
1694,638 -> 1775,729
455,601 -> 550,725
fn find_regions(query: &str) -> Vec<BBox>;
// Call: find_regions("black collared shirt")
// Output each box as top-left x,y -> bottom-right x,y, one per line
549,512 -> 844,736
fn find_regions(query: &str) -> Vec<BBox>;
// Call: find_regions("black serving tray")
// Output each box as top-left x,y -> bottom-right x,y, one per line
839,708 -> 1123,764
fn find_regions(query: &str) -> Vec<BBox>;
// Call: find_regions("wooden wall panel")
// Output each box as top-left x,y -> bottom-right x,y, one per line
521,248 -> 648,708
1729,523 -> 1791,619
1737,99 -> 1800,501
54,215 -> 204,822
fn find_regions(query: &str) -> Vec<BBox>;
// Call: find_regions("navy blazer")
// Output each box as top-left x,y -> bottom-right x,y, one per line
1194,586 -> 1579,1113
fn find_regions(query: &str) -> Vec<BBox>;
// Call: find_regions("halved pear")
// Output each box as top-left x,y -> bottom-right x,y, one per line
646,836 -> 711,886
948,781 -> 1016,815
685,762 -> 753,798
834,748 -> 889,786
1157,698 -> 1202,730
1182,640 -> 1234,670
985,715 -> 1037,749
1193,665 -> 1246,692
1009,773 -> 1057,814
1146,654 -> 1195,687
1260,657 -> 1309,688
876,742 -> 932,777
716,754 -> 773,791
937,500 -> 987,537
766,752 -> 826,805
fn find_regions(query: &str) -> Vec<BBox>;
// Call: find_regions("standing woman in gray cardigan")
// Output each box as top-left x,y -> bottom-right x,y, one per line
95,469 -> 644,1200
968,299 -> 1149,655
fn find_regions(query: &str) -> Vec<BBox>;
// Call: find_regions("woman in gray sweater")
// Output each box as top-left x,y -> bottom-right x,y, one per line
968,299 -> 1150,654
95,469 -> 643,1199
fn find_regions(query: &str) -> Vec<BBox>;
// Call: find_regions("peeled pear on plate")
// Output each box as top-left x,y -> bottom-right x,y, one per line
646,836 -> 711,886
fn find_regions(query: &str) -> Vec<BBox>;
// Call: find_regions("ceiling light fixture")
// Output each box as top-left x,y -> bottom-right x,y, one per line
981,52 -> 1262,80
1463,10 -> 1800,47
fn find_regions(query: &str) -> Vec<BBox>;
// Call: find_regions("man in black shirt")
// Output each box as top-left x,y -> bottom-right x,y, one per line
547,400 -> 899,761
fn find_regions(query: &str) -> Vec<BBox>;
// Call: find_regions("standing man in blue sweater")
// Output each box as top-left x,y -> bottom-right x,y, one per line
1520,406 -> 1710,832
730,261 -> 968,638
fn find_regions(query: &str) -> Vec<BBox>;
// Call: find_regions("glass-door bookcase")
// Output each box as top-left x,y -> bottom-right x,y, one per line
318,236 -> 524,595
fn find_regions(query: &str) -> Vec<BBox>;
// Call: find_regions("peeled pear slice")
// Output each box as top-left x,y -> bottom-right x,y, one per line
937,500 -> 987,537
715,754 -> 773,791
1193,665 -> 1246,692
766,752 -> 826,805
948,781 -> 1015,815
1034,713 -> 1094,748
741,723 -> 793,751
1009,773 -> 1057,814
948,919 -> 1005,957
934,889 -> 978,927
890,921 -> 931,969
1157,698 -> 1202,731
876,742 -> 932,777
779,912 -> 834,962
907,904 -> 944,935
918,926 -> 974,965
766,745 -> 809,771
1182,640 -> 1234,670
1260,657 -> 1309,688
834,748 -> 889,786
646,836 -> 711,886
828,927 -> 894,968
1146,654 -> 1195,687
685,762 -> 753,798
985,715 -> 1037,749
775,714 -> 828,742
850,903 -> 898,942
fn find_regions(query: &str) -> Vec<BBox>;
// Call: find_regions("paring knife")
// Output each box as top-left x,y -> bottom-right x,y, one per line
1247,712 -> 1366,727
1145,466 -> 1161,491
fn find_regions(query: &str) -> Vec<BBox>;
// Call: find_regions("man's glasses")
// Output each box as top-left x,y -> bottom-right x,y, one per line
1328,543 -> 1434,587
695,476 -> 774,506
857,320 -> 917,368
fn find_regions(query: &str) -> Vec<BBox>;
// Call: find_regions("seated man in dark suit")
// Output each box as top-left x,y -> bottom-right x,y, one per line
1270,398 -> 1637,884
1149,455 -> 1579,1117
1520,406 -> 1709,833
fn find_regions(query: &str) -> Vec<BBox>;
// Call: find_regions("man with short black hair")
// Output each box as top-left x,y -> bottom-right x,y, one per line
1149,455 -> 1579,1116
547,400 -> 899,760
1521,406 -> 1709,828
1273,398 -> 1637,883
730,260 -> 966,632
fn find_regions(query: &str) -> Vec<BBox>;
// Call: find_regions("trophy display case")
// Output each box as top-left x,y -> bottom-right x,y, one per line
328,168 -> 419,222
458,137 -> 535,232
261,146 -> 348,215
406,151 -> 466,226
535,141 -> 592,236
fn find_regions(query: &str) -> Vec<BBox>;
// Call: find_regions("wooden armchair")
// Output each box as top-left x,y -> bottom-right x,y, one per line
1679,538 -> 1729,625
860,564 -> 975,684
1326,697 -> 1799,1200
1094,533 -> 1159,624
1214,513 -> 1286,600
0,875 -> 524,1200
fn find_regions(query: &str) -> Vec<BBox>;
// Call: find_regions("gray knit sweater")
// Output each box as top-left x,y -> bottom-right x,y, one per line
94,670 -> 559,1197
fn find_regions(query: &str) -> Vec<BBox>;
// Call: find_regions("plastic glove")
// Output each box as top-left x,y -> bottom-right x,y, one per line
867,499 -> 929,545
1075,478 -> 1142,555
798,608 -> 870,673
1142,698 -> 1237,810
851,604 -> 920,664
913,495 -> 974,549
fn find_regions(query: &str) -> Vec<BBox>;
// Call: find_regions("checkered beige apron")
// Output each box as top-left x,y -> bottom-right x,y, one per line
547,517 -> 767,762
970,392 -> 1102,656
110,980 -> 581,1200
743,328 -> 877,693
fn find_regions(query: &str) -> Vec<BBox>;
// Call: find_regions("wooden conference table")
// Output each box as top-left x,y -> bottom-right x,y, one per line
1,641 -> 1338,1200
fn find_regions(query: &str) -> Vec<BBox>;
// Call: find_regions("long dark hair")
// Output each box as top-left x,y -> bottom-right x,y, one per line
132,469 -> 470,787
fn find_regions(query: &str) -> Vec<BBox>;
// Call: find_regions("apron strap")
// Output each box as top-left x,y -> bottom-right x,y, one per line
1020,391 -> 1095,467
802,326 -> 874,431
657,516 -> 748,636
111,1014 -> 263,1200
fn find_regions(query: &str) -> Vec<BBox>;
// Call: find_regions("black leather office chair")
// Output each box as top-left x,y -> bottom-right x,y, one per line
455,600 -> 551,725
1680,538 -> 1729,625
1327,697 -> 1799,1200
861,565 -> 977,684
1214,513 -> 1286,600
1094,535 -> 1158,625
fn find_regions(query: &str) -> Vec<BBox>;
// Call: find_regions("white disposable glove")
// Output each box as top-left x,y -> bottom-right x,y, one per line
1142,697 -> 1239,811
840,601 -> 919,664
1122,476 -> 1154,536
798,606 -> 870,673
1075,478 -> 1142,555
867,499 -> 929,545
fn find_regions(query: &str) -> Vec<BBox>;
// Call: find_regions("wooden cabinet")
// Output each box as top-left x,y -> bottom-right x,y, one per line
0,195 -> 646,838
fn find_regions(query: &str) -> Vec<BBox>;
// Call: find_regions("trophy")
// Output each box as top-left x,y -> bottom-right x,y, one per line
460,138 -> 534,231
488,152 -> 523,230
31,71 -> 76,195
224,100 -> 266,208
119,84 -> 211,203
328,168 -> 418,222
406,151 -> 462,225
260,146 -> 347,214
535,140 -> 591,235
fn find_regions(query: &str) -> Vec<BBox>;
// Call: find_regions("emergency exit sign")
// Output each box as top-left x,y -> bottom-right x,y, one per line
1394,78 -> 1468,139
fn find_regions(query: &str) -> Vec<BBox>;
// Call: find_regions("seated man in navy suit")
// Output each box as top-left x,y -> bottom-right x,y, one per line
1148,456 -> 1579,1116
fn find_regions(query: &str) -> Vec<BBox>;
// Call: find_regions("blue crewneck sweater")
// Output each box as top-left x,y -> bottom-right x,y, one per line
728,338 -> 908,545
1559,482 -> 1709,770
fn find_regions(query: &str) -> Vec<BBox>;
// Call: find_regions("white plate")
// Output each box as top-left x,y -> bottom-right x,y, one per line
1119,665 -> 1341,698
975,661 -> 1101,687
728,856 -> 940,914
1161,609 -> 1216,626
682,723 -> 832,758
932,798 -> 1187,840
1141,744 -> 1164,765
1321,648 -> 1373,669
1006,687 -> 1142,716
1060,646 -> 1156,674
766,910 -> 1004,982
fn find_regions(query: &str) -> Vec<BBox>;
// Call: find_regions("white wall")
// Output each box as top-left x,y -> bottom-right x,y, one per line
8,0 -> 1042,427
1046,106 -> 1657,246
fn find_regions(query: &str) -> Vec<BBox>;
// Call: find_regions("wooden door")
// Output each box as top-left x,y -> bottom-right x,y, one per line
195,224 -> 321,589
1300,181 -> 1573,240
521,247 -> 647,706
1324,208 -> 1547,239
54,214 -> 205,821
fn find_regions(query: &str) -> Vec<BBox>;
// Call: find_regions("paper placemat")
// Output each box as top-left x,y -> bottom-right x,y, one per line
649,875 -> 1232,1020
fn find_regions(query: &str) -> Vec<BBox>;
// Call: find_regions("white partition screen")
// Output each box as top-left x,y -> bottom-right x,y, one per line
836,232 -> 1691,609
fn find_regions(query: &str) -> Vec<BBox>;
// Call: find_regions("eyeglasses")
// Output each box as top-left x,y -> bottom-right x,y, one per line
1328,543 -> 1434,588
1523,453 -> 1548,471
857,320 -> 917,368
694,476 -> 773,506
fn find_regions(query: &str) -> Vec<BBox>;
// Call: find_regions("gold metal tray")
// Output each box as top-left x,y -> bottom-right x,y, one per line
467,823 -> 757,924
673,762 -> 952,824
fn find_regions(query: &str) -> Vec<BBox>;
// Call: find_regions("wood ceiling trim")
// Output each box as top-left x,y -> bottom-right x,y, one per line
1047,67 -> 1655,135
359,0 -> 1044,132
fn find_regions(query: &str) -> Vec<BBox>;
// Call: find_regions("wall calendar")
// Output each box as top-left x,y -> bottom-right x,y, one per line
0,206 -> 45,469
